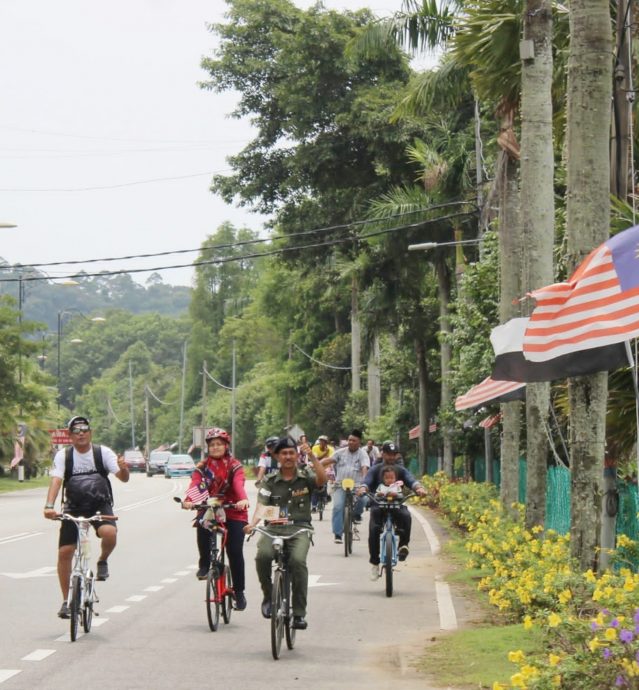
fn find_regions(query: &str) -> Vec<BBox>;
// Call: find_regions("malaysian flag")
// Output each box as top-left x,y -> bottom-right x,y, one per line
523,225 -> 639,361
455,377 -> 526,411
185,476 -> 210,504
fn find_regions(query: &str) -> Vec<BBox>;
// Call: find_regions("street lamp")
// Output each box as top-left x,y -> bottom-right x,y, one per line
57,310 -> 106,414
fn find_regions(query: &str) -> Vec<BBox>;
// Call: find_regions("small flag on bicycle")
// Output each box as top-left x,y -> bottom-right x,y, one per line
186,480 -> 209,504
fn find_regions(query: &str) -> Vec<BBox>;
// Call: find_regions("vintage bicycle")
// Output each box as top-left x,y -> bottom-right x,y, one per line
341,477 -> 360,557
249,524 -> 313,660
368,491 -> 414,597
56,512 -> 117,641
174,496 -> 235,631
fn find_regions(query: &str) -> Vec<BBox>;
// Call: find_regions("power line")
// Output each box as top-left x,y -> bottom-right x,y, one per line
6,201 -> 474,271
0,208 -> 476,283
292,342 -> 364,370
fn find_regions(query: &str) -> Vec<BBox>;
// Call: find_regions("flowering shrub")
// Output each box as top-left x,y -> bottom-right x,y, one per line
421,474 -> 639,688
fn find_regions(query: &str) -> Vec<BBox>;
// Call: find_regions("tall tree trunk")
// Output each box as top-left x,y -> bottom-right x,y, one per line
367,334 -> 381,420
610,0 -> 632,199
520,0 -> 555,530
566,0 -> 612,571
415,338 -> 430,476
497,148 -> 523,513
435,256 -> 454,478
351,275 -> 361,393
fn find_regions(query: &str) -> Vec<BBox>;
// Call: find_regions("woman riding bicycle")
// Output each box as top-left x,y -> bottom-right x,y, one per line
182,427 -> 249,611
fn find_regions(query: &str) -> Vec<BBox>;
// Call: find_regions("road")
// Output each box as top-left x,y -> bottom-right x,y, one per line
0,473 -> 467,690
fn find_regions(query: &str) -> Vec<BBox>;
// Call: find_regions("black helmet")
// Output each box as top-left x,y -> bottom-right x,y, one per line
265,436 -> 279,449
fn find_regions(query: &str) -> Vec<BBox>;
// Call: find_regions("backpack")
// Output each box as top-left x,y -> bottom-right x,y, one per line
62,444 -> 114,512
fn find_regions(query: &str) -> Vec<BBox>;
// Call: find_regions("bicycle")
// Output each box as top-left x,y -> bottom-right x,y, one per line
174,496 -> 235,632
341,478 -> 359,557
249,524 -> 313,660
56,512 -> 117,642
312,485 -> 328,521
368,491 -> 414,597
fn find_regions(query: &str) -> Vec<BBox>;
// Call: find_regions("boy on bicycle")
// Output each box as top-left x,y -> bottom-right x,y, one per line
244,436 -> 326,630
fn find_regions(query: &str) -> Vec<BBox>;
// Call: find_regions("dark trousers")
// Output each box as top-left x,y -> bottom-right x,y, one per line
367,505 -> 411,565
196,519 -> 246,593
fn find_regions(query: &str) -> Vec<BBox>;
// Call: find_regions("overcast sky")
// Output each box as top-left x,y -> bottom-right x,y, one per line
0,0 -> 406,288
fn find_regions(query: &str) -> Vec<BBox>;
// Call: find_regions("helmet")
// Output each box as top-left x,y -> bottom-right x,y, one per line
68,415 -> 90,431
265,436 -> 279,449
382,441 -> 398,454
204,427 -> 230,444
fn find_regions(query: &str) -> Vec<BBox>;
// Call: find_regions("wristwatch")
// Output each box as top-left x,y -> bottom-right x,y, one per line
44,503 -> 54,509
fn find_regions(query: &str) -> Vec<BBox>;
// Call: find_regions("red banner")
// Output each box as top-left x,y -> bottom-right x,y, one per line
49,428 -> 71,445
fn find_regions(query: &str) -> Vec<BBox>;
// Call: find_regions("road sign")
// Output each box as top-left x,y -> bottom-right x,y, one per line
49,428 -> 71,445
192,426 -> 206,448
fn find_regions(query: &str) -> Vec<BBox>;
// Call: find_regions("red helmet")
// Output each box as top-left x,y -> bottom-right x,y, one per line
205,427 -> 231,444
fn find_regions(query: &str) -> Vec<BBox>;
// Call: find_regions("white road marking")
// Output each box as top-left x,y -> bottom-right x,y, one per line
126,595 -> 147,602
173,570 -> 190,576
91,618 -> 109,627
0,532 -> 43,546
1,566 -> 56,579
105,605 -> 129,613
116,492 -> 175,512
308,574 -> 339,588
435,578 -> 458,630
144,585 -> 164,592
409,505 -> 441,555
0,670 -> 21,683
22,649 -> 55,662
161,578 -> 178,583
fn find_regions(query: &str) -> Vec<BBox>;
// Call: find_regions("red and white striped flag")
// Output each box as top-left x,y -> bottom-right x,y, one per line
455,377 -> 526,411
185,477 -> 209,504
523,225 -> 639,361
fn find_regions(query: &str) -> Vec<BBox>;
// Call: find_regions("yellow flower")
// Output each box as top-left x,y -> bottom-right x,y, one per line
551,674 -> 562,687
588,638 -> 601,652
548,612 -> 562,628
492,683 -> 507,690
558,589 -> 572,604
604,627 -> 617,641
549,654 -> 561,667
584,569 -> 597,583
523,615 -> 534,630
508,650 -> 526,664
510,673 -> 526,688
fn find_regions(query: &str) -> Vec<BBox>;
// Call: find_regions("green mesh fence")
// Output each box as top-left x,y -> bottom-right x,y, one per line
616,482 -> 639,542
545,465 -> 571,534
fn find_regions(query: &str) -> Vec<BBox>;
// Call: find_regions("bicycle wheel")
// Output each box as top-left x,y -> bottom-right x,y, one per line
384,535 -> 393,598
221,564 -> 233,625
271,570 -> 285,660
284,572 -> 296,650
344,498 -> 353,557
69,575 -> 82,642
82,574 -> 94,633
206,568 -> 220,632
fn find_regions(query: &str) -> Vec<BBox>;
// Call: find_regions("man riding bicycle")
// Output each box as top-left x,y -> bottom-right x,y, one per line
244,436 -> 326,630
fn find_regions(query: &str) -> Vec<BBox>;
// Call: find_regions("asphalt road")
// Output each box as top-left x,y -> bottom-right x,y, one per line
0,473 -> 467,690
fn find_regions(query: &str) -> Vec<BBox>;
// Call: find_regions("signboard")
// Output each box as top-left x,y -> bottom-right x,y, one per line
192,426 -> 206,449
49,428 -> 71,445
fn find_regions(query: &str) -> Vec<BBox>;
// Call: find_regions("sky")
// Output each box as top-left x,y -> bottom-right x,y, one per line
0,0 -> 408,288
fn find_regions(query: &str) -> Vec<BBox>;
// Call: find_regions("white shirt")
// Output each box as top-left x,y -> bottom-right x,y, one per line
51,445 -> 119,479
331,446 -> 370,482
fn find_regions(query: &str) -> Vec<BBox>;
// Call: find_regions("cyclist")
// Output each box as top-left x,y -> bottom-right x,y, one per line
255,435 -> 279,485
43,415 -> 129,619
243,436 -> 326,630
182,427 -> 249,611
361,442 -> 426,581
322,429 -> 370,544
310,435 -> 334,511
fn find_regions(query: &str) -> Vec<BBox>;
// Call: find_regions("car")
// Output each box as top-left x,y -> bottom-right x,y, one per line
124,449 -> 146,472
164,454 -> 196,478
146,450 -> 171,477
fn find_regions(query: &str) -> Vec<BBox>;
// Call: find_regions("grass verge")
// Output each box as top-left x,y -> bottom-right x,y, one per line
0,475 -> 49,493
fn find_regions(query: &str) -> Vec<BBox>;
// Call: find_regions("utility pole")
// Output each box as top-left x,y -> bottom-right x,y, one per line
144,385 -> 150,462
178,341 -> 187,453
231,340 -> 236,457
129,360 -> 136,449
201,359 -> 208,430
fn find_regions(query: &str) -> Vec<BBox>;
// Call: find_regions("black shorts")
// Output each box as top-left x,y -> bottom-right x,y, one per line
58,501 -> 117,548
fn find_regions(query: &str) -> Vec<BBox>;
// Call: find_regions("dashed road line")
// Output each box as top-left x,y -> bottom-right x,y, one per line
0,670 -> 21,683
0,532 -> 43,546
21,649 -> 55,662
126,595 -> 147,602
144,585 -> 164,592
435,577 -> 458,630
173,570 -> 190,576
161,578 -> 177,583
105,605 -> 129,613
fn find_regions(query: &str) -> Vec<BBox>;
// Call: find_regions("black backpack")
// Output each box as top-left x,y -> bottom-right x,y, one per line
62,444 -> 114,512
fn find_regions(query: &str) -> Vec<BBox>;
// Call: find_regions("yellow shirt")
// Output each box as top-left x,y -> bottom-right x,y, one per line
312,443 -> 334,461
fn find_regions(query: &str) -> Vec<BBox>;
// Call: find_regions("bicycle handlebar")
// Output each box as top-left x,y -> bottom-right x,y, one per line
55,513 -> 119,522
247,524 -> 313,542
366,491 -> 416,507
173,496 -> 238,511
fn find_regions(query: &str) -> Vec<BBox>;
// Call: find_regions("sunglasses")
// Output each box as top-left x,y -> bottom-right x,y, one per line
70,426 -> 90,434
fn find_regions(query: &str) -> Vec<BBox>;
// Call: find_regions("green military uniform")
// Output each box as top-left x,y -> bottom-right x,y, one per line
255,467 -> 316,617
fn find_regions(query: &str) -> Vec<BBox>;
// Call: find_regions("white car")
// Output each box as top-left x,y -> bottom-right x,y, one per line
146,450 -> 171,477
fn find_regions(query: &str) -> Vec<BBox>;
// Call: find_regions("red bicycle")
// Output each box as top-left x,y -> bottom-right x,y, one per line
174,497 -> 235,631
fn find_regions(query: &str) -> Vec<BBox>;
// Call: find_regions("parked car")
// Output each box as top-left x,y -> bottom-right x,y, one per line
164,454 -> 196,478
146,450 -> 171,477
124,449 -> 146,472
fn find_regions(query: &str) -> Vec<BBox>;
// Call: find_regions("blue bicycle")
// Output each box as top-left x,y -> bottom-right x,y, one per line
368,492 -> 414,597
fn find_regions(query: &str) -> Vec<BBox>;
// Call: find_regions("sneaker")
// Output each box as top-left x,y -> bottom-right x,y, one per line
196,566 -> 208,580
398,545 -> 409,562
58,601 -> 70,619
261,597 -> 271,619
353,517 -> 362,524
96,560 -> 109,581
234,592 -> 247,611
292,615 -> 308,630
370,565 -> 379,581
334,536 -> 342,544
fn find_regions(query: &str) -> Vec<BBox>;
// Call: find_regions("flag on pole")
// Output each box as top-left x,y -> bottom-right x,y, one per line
455,377 -> 526,411
523,224 -> 639,362
10,424 -> 26,469
491,317 -> 628,382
